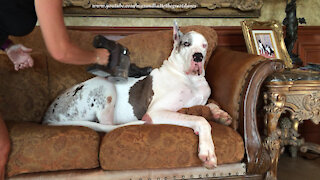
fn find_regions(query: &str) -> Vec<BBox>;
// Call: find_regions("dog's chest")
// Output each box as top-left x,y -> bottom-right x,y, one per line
152,74 -> 210,111
178,78 -> 210,107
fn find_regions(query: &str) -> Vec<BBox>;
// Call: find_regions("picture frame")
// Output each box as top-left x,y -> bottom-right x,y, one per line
63,0 -> 263,18
241,20 -> 293,68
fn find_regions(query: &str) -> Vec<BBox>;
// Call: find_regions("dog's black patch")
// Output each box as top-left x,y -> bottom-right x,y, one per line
129,76 -> 154,120
73,84 -> 84,96
87,86 -> 106,109
176,32 -> 193,52
52,103 -> 58,114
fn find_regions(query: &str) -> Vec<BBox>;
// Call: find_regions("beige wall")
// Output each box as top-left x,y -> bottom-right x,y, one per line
64,0 -> 320,27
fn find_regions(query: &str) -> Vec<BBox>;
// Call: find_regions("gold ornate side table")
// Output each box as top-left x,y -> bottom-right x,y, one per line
263,69 -> 320,158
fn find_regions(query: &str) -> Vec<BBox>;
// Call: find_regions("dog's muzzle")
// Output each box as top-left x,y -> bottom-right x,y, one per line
187,52 -> 204,76
193,53 -> 203,62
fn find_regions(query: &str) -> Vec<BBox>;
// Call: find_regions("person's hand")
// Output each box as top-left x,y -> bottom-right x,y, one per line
5,44 -> 34,71
95,48 -> 110,65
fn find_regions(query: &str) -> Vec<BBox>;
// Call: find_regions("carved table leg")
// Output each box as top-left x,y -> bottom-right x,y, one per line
263,93 -> 285,180
278,117 -> 304,158
288,119 -> 304,157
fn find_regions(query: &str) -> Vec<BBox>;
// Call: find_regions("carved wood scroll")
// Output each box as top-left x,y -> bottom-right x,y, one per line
63,0 -> 263,17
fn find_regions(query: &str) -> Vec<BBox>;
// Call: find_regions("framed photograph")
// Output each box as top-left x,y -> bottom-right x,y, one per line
241,20 -> 293,68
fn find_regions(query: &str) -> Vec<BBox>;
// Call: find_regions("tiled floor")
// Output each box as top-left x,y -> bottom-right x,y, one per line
278,152 -> 320,180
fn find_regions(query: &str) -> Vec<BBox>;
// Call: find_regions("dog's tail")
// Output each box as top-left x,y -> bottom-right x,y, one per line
45,121 -> 145,133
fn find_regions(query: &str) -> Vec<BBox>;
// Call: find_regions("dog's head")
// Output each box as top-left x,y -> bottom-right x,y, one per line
172,21 -> 208,76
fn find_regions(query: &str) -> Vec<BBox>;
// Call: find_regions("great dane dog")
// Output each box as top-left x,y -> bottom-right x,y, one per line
43,22 -> 231,168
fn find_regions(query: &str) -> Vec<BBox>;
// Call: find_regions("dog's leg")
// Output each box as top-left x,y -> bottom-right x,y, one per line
97,96 -> 116,125
206,103 -> 232,126
47,120 -> 144,133
146,110 -> 217,168
97,107 -> 114,125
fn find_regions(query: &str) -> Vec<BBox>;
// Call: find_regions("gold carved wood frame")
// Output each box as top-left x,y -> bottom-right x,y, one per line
241,20 -> 293,68
63,0 -> 263,17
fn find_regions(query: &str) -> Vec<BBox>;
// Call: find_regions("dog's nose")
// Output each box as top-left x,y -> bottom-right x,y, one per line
193,53 -> 203,62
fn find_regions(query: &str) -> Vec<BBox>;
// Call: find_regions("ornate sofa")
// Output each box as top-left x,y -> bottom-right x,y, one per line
0,26 -> 284,180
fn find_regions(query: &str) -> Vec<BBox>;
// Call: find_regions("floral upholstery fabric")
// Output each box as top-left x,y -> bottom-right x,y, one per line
0,53 -> 49,123
5,122 -> 100,177
100,122 -> 244,170
118,26 -> 218,69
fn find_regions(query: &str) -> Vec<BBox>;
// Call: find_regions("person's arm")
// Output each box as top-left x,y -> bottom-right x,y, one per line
0,115 -> 10,180
34,0 -> 109,65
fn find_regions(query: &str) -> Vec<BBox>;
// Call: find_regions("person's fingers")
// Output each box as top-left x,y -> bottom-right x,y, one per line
95,48 -> 110,65
28,57 -> 34,67
20,45 -> 33,53
14,64 -> 19,71
22,62 -> 28,68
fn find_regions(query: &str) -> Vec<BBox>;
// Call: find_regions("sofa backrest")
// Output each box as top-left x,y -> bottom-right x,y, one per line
0,26 -> 218,123
118,25 -> 218,68
0,52 -> 49,123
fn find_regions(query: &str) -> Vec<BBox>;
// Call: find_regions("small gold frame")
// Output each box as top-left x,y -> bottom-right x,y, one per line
241,20 -> 293,68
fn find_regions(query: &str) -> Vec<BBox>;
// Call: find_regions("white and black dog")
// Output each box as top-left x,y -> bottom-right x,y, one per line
43,22 -> 231,168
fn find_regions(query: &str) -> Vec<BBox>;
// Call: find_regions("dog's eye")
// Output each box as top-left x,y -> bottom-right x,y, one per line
184,42 -> 191,47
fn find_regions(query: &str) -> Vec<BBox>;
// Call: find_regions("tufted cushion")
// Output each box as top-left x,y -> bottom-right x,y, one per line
5,122 -> 100,177
100,122 -> 244,170
0,53 -> 49,123
47,60 -> 94,102
118,26 -> 218,69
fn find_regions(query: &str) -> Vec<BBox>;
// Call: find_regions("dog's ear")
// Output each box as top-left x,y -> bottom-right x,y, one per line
173,21 -> 183,49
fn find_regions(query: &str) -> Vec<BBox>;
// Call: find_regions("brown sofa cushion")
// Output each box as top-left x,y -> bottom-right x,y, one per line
5,122 -> 100,177
118,26 -> 218,68
0,53 -> 49,123
100,122 -> 244,170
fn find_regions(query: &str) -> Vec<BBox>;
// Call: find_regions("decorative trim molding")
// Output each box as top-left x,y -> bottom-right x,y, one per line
63,0 -> 262,18
298,42 -> 320,65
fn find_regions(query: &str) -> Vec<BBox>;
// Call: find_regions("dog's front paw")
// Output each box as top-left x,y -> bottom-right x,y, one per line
198,140 -> 217,169
213,109 -> 232,126
207,103 -> 232,126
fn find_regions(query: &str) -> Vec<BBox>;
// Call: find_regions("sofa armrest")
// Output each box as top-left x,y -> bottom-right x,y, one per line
205,47 -> 285,174
206,47 -> 267,129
